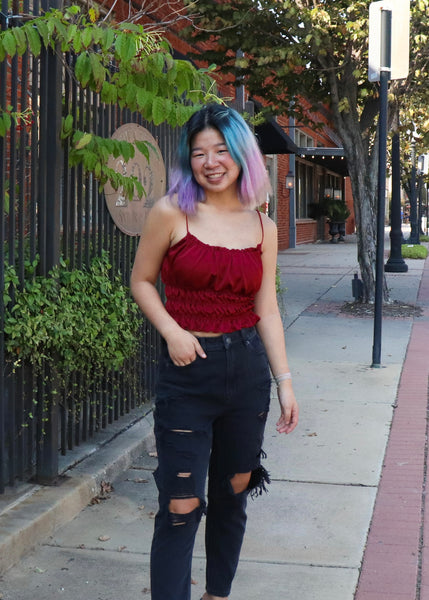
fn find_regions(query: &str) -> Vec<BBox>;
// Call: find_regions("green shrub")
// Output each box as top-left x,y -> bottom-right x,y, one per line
3,253 -> 140,382
401,244 -> 429,259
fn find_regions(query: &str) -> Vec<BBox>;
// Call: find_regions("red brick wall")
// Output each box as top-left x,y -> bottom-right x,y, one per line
296,220 -> 318,244
277,153 -> 290,249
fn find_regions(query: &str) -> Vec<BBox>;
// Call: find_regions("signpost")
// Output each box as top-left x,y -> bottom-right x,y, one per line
368,0 -> 410,367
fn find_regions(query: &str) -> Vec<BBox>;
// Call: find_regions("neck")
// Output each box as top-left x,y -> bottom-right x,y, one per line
204,188 -> 241,210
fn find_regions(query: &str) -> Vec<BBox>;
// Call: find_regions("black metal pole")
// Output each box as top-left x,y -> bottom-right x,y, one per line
385,133 -> 408,272
408,140 -> 420,244
418,175 -> 424,235
36,7 -> 62,483
372,9 -> 391,368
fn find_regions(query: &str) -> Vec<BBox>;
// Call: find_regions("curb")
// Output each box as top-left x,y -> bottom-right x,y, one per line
0,411 -> 155,575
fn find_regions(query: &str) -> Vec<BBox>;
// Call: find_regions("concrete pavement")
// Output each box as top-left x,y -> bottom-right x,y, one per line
0,231 -> 427,600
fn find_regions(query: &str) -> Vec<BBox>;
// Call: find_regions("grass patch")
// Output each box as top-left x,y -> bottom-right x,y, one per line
401,244 -> 429,259
419,235 -> 429,242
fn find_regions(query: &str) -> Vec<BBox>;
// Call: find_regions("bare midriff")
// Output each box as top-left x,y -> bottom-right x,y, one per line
188,330 -> 223,338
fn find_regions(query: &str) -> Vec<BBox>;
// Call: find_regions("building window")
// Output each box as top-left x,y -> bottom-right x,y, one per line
295,130 -> 314,148
296,161 -> 314,219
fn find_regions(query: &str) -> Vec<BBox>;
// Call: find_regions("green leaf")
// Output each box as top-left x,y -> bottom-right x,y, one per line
0,112 -> 12,133
119,140 -> 135,162
75,52 -> 92,87
89,52 -> 106,92
65,5 -> 81,17
36,20 -> 50,48
72,28 -> 82,53
12,26 -> 27,55
115,32 -> 137,62
3,31 -> 17,57
81,26 -> 93,49
100,27 -> 115,52
149,52 -> 165,77
53,17 -> 68,45
61,114 -> 74,139
136,88 -> 153,112
25,24 -> 42,56
135,140 -> 151,162
117,22 -> 143,34
125,83 -> 138,110
152,96 -> 165,126
101,81 -> 118,104
75,132 -> 93,150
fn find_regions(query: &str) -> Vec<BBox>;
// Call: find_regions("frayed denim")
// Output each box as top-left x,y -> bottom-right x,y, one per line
150,327 -> 271,600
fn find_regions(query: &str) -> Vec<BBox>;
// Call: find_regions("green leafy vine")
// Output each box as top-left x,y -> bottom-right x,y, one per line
0,4 -> 218,199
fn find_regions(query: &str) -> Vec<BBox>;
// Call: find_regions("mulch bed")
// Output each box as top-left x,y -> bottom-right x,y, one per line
303,301 -> 423,319
340,301 -> 423,319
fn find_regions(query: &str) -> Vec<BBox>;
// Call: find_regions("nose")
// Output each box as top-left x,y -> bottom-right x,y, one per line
204,152 -> 218,167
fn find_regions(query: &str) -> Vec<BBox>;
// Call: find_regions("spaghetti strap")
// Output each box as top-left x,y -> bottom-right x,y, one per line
256,210 -> 264,245
185,214 -> 189,233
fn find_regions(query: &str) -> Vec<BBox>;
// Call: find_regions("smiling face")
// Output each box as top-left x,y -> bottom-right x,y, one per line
190,127 -> 241,197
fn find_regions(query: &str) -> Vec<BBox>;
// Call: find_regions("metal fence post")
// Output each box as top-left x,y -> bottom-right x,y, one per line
36,2 -> 62,483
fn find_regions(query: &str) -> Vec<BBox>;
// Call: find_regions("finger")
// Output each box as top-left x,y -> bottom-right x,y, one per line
194,341 -> 207,359
276,412 -> 298,434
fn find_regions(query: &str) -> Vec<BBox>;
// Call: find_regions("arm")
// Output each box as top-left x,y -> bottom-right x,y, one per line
254,215 -> 299,434
130,197 -> 206,366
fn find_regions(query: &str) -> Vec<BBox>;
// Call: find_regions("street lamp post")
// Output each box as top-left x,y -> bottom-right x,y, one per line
408,138 -> 420,244
385,133 -> 408,272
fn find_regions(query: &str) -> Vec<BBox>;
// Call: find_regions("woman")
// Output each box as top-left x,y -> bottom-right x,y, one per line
131,103 -> 298,600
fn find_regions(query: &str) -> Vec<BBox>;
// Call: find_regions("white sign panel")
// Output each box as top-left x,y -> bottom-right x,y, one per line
368,0 -> 410,81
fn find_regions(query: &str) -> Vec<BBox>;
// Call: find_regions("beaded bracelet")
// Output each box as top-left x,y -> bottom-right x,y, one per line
274,372 -> 292,386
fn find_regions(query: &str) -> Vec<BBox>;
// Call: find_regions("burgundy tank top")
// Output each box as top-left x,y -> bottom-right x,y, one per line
161,212 -> 264,333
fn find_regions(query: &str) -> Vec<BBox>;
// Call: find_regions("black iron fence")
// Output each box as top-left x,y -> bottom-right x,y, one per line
0,1 -> 179,492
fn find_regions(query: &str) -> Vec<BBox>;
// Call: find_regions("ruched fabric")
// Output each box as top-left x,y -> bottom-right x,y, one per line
161,232 -> 263,333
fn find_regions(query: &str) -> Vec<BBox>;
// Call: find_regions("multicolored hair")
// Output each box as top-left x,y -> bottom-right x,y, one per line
168,104 -> 271,214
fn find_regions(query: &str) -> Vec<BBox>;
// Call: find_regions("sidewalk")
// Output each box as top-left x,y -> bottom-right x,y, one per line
0,232 -> 428,600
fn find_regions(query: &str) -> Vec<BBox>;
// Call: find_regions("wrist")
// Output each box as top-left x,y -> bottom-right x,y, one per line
274,372 -> 292,386
161,322 -> 184,343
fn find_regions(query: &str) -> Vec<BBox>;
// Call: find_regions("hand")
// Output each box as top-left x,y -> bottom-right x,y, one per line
164,328 -> 207,367
276,382 -> 299,434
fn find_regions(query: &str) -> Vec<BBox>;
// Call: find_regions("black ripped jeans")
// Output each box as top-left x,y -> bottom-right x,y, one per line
150,326 -> 271,600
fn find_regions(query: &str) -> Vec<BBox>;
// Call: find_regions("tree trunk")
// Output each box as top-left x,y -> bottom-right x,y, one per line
333,112 -> 389,303
348,168 -> 376,302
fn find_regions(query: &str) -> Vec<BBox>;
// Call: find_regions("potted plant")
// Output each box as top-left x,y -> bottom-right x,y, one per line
309,196 -> 350,243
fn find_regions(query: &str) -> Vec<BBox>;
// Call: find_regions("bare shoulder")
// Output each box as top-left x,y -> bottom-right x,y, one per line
259,212 -> 277,240
142,194 -> 183,233
150,194 -> 182,221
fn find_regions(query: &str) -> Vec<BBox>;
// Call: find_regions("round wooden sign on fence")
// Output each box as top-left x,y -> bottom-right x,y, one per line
104,123 -> 166,236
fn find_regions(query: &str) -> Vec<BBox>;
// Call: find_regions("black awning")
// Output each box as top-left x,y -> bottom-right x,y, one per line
255,119 -> 299,155
298,147 -> 349,176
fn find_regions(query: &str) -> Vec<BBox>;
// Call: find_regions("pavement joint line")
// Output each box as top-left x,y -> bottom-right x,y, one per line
42,544 -> 152,557
270,478 -> 377,488
232,557 -> 359,570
